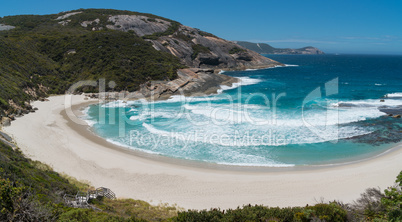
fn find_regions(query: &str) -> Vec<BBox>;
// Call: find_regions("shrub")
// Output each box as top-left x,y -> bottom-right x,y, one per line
174,33 -> 193,42
382,171 -> 402,221
0,177 -> 54,221
197,30 -> 217,38
191,44 -> 211,60
229,47 -> 246,54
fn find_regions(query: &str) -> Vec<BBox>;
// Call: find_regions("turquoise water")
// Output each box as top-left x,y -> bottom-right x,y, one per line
84,55 -> 402,167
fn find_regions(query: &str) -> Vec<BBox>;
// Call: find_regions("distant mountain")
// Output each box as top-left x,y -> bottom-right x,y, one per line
234,41 -> 325,55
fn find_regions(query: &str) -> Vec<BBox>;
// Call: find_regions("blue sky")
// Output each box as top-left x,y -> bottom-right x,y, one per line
1,0 -> 402,54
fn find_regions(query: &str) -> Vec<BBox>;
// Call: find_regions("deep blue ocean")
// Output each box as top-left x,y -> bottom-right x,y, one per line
84,54 -> 402,167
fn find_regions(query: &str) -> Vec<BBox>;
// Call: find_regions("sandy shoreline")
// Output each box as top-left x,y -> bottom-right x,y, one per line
3,95 -> 402,210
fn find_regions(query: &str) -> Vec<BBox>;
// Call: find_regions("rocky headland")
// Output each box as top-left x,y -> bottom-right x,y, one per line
84,68 -> 239,102
131,68 -> 238,100
235,41 -> 325,55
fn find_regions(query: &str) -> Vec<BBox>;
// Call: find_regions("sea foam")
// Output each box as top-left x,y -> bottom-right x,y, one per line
218,77 -> 262,94
385,92 -> 402,98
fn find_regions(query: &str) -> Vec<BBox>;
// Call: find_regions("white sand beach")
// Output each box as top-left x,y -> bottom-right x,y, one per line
3,95 -> 402,210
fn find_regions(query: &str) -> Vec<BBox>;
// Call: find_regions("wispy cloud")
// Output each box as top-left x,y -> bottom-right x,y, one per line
339,35 -> 401,42
246,39 -> 340,44
246,35 -> 401,45
340,36 -> 380,40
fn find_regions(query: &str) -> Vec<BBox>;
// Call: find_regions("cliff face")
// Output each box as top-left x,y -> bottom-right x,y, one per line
235,41 -> 325,55
104,15 -> 283,70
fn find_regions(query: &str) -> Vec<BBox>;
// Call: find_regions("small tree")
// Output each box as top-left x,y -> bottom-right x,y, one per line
0,177 -> 53,221
382,171 -> 402,221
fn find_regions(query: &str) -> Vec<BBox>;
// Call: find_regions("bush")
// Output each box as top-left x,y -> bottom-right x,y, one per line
0,177 -> 54,221
382,171 -> 402,221
173,204 -> 347,222
58,208 -> 148,222
300,202 -> 347,221
191,44 -> 211,60
229,47 -> 246,54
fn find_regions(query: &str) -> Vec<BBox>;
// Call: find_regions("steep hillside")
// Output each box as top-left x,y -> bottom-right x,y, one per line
235,41 -> 325,54
0,9 -> 281,122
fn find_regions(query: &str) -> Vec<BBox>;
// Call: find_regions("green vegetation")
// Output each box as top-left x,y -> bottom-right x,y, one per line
90,199 -> 179,220
0,37 -> 50,113
0,8 -> 178,32
0,9 -> 184,115
235,41 -> 276,54
229,47 -> 246,54
0,141 -> 78,203
197,29 -> 217,38
173,32 -> 193,42
382,172 -> 402,221
191,44 -> 211,60
173,203 -> 347,221
0,140 -> 77,221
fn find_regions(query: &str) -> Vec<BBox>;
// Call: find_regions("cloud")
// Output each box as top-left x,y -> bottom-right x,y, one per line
339,35 -> 401,42
340,36 -> 380,40
246,35 -> 401,46
246,39 -> 340,44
